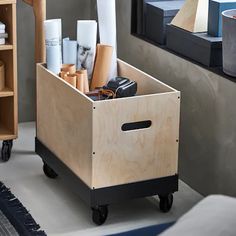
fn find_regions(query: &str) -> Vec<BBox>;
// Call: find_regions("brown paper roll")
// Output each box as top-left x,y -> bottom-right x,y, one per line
77,69 -> 89,93
0,61 -> 5,91
90,44 -> 113,90
76,73 -> 84,93
64,74 -> 77,88
59,71 -> 68,80
61,64 -> 76,74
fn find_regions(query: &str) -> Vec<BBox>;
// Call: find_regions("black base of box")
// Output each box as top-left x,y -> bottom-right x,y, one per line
35,137 -> 178,208
166,24 -> 222,67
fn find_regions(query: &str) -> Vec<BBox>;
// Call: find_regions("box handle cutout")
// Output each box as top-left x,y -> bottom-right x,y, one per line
122,120 -> 152,131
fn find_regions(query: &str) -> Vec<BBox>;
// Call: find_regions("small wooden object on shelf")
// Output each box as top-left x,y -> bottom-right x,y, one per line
0,0 -> 18,162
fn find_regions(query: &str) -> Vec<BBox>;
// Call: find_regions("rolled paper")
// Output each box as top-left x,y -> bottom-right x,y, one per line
63,37 -> 77,65
77,20 -> 97,79
44,19 -> 62,74
56,19 -> 62,64
61,64 -> 76,74
0,61 -> 5,91
0,22 -> 5,31
59,71 -> 68,80
64,74 -> 77,88
0,33 -> 8,39
76,72 -> 84,93
0,38 -> 5,45
97,0 -> 118,79
80,69 -> 89,93
90,44 -> 113,90
56,19 -> 62,42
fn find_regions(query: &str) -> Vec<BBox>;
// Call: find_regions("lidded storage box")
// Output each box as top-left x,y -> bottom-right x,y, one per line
166,24 -> 222,67
146,0 -> 185,44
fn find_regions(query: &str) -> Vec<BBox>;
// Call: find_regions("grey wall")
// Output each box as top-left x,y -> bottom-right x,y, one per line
116,0 -> 236,197
17,0 -> 236,197
17,0 -> 91,122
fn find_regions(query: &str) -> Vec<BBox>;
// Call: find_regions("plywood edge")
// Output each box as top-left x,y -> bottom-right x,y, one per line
0,0 -> 16,4
94,91 -> 180,106
12,2 -> 18,139
117,59 -> 179,93
0,134 -> 17,140
37,64 -> 94,103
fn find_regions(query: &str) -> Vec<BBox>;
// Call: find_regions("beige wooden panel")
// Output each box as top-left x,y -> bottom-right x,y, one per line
92,92 -> 180,189
0,88 -> 14,97
117,59 -> 176,95
0,44 -> 13,50
37,65 -> 93,187
0,0 -> 16,4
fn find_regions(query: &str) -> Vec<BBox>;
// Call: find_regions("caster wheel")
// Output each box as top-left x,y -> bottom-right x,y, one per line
1,140 -> 13,162
92,205 -> 108,226
159,193 -> 173,213
43,163 -> 58,179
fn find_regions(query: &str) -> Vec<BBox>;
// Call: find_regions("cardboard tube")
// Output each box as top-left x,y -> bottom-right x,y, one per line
0,61 -> 5,91
77,69 -> 89,93
59,71 -> 68,80
90,44 -> 113,90
61,64 -> 76,74
76,73 -> 84,93
64,74 -> 77,88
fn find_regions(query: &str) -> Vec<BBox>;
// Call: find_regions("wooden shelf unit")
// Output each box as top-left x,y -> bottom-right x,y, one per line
0,0 -> 17,141
0,42 -> 13,51
0,87 -> 14,97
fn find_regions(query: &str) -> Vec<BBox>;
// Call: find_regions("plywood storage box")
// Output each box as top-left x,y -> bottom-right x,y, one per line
36,60 -> 180,190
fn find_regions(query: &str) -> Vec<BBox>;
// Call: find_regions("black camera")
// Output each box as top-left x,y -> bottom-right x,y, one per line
104,77 -> 137,98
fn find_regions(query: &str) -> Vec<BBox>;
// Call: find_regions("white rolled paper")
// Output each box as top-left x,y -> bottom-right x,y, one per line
0,38 -> 5,45
77,20 -> 97,79
0,22 -> 5,31
44,19 -> 62,74
56,19 -> 62,64
0,29 -> 5,34
97,0 -> 118,79
63,38 -> 77,65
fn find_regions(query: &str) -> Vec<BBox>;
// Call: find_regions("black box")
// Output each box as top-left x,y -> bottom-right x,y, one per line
145,1 -> 185,45
166,24 -> 222,67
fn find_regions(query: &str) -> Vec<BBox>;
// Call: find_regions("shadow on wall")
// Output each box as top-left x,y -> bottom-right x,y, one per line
17,0 -> 91,122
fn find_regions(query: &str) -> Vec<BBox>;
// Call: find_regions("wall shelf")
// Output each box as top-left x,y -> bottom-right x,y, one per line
0,87 -> 14,97
0,1 -> 17,141
0,0 -> 16,5
0,42 -> 13,51
0,123 -> 15,140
